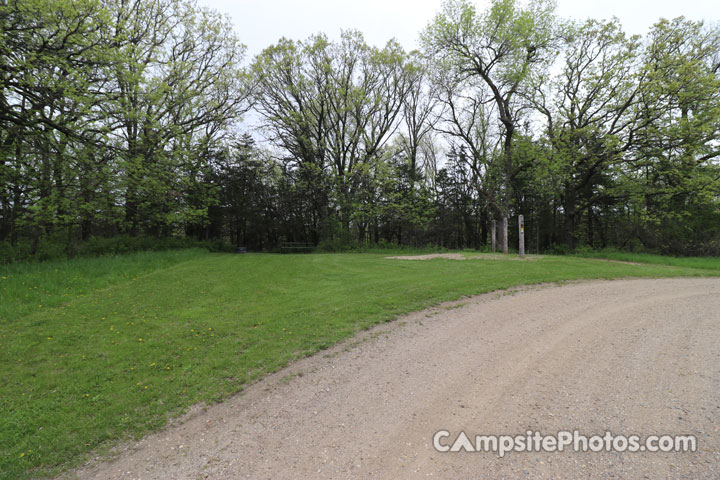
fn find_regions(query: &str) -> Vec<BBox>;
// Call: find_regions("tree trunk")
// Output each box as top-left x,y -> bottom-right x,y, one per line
587,203 -> 594,247
480,210 -> 488,248
564,183 -> 576,251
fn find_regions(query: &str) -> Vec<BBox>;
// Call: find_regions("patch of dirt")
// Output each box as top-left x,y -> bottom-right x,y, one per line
583,257 -> 642,265
386,253 -> 468,260
67,278 -> 720,479
386,252 -> 540,261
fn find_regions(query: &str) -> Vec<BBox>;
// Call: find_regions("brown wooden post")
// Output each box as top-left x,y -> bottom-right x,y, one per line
518,214 -> 525,257
502,216 -> 508,254
491,220 -> 496,252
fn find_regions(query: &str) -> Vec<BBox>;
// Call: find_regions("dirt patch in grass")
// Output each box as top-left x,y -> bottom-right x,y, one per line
386,253 -> 643,265
386,253 -> 540,261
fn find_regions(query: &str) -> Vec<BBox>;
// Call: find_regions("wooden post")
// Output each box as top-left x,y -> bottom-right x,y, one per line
518,214 -> 525,257
502,216 -> 508,254
491,220 -> 496,252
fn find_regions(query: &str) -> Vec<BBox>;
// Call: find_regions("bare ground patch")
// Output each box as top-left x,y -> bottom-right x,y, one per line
386,252 -> 541,261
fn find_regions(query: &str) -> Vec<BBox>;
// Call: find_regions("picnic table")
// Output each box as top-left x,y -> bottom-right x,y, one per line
280,242 -> 315,253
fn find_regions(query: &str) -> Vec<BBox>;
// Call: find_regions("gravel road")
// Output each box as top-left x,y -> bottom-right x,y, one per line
70,277 -> 720,479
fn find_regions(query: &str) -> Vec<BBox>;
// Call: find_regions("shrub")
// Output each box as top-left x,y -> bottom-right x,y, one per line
0,235 -> 235,264
546,243 -> 570,255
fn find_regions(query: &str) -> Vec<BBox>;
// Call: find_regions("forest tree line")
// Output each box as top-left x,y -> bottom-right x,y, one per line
1,0 -> 719,260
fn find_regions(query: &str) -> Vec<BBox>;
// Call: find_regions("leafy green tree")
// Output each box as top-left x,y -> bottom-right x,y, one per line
0,0 -> 113,251
531,18 -> 643,249
398,52 -> 439,187
623,18 -> 720,253
207,134 -> 281,248
422,0 -> 558,226
106,0 -> 250,236
252,31 -> 411,243
430,60 -> 502,241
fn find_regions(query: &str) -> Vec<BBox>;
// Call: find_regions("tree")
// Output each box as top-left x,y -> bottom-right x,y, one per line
252,31 -> 411,242
531,18 -> 643,249
423,0 -> 558,252
105,0 -> 250,236
430,61 -> 501,246
0,0 -> 251,258
207,134 -> 280,248
398,52 -> 439,187
623,18 -> 720,253
0,0 -> 113,251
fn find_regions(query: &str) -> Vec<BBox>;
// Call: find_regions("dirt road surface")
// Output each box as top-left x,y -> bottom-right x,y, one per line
70,278 -> 720,479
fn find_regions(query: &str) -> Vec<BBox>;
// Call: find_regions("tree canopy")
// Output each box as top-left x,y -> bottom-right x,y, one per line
1,0 -> 719,260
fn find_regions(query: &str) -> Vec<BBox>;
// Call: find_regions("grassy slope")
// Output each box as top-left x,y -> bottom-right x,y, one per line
572,251 -> 720,271
0,249 -> 208,323
1,251 -> 717,479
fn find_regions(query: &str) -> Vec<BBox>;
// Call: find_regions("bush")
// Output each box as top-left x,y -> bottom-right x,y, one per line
316,237 -> 359,253
573,245 -> 597,255
316,228 -> 359,252
0,241 -> 31,264
0,235 -> 235,264
79,236 -> 172,255
77,235 -> 236,255
34,238 -> 67,261
546,243 -> 570,255
205,238 -> 235,253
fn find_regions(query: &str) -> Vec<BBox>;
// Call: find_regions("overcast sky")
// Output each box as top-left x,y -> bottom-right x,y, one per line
199,0 -> 719,59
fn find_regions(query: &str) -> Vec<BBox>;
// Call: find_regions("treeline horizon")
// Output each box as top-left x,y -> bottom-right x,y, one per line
2,0 -> 719,261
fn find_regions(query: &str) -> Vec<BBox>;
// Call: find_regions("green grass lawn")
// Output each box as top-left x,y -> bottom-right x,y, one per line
572,250 -> 720,271
1,250 -> 718,479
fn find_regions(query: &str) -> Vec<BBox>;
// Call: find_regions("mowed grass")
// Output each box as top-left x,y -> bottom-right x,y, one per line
1,251 -> 718,478
0,249 -> 208,323
572,250 -> 720,271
